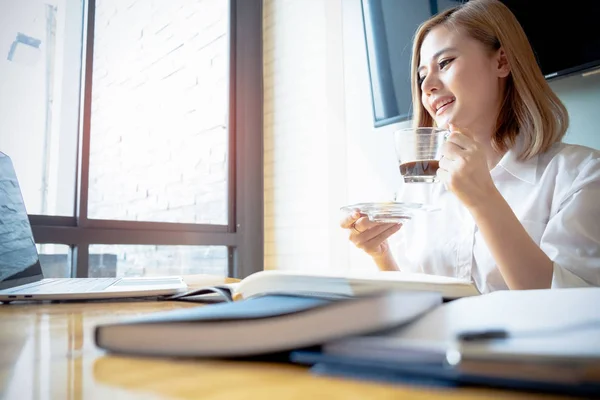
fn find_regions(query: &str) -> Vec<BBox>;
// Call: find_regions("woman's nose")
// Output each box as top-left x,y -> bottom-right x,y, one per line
421,73 -> 440,95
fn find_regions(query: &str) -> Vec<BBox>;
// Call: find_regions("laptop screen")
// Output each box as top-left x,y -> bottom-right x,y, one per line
0,152 -> 44,290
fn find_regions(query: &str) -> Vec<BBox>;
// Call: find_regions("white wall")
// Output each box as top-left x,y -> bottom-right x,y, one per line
0,0 -> 49,214
550,72 -> 600,150
263,0 -> 339,272
263,0 -> 397,273
0,0 -> 80,216
342,0 -> 407,205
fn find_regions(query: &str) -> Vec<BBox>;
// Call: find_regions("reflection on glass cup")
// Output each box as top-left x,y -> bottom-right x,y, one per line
394,127 -> 448,183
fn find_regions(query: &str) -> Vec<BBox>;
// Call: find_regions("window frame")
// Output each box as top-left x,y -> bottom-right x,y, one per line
29,0 -> 264,280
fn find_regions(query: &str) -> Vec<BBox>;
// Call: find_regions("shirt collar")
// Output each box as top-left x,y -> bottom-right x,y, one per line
493,134 -> 539,185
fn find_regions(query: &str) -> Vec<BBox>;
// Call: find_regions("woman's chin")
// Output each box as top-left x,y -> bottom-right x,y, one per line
437,115 -> 466,132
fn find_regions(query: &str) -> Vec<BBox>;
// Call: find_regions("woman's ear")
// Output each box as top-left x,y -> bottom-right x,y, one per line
496,48 -> 511,78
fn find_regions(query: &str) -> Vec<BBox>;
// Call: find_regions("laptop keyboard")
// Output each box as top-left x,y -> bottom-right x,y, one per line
3,278 -> 118,294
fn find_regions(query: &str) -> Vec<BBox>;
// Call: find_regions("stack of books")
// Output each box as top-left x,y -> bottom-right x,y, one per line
93,269 -> 600,397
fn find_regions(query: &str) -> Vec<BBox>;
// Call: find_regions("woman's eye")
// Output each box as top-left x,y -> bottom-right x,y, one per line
439,58 -> 454,69
418,75 -> 426,85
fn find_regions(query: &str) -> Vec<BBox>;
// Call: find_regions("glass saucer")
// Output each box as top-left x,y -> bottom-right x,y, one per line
340,202 -> 440,223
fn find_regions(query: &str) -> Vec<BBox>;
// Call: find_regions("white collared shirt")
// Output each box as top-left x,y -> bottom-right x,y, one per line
391,138 -> 600,293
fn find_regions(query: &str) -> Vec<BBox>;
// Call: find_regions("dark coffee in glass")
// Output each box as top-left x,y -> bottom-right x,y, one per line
394,127 -> 447,183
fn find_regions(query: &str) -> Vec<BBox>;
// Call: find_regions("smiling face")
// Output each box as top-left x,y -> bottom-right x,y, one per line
417,25 -> 510,139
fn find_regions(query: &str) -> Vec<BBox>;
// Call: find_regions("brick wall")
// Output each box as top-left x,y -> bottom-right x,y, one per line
87,0 -> 229,276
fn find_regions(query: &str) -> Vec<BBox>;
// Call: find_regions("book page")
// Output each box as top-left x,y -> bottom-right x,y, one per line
330,287 -> 600,362
235,269 -> 478,300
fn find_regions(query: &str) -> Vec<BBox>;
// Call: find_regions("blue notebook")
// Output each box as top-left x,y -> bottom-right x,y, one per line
290,350 -> 600,397
94,290 -> 442,358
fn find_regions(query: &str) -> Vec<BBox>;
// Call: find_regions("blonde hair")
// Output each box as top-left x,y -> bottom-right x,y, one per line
410,0 -> 569,160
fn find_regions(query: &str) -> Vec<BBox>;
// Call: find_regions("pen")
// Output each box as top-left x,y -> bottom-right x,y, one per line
456,329 -> 509,342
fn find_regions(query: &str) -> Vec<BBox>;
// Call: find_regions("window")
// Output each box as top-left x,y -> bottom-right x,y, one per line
88,245 -> 228,277
88,0 -> 229,225
2,0 -> 264,279
37,244 -> 71,278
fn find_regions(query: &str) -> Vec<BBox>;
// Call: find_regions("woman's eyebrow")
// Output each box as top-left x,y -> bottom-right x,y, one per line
418,47 -> 458,73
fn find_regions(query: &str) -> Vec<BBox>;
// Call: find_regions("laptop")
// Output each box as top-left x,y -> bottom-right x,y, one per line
0,152 -> 188,303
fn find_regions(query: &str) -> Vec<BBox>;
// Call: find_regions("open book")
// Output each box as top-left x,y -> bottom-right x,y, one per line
168,269 -> 480,302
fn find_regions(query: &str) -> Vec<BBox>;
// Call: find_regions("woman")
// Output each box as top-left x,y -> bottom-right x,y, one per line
341,0 -> 599,292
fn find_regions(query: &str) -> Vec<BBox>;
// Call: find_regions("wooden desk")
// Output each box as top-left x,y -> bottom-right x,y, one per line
0,277 -> 570,399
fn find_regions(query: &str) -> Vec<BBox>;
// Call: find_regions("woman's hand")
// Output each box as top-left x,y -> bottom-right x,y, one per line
340,210 -> 402,257
437,129 -> 498,210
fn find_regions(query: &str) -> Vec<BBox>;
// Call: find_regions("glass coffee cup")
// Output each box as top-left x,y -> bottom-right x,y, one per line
394,127 -> 448,183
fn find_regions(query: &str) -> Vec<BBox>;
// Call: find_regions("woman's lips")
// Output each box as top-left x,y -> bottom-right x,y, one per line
436,99 -> 455,116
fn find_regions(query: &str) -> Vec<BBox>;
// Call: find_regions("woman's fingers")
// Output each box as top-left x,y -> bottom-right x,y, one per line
351,221 -> 401,243
357,223 -> 403,253
441,140 -> 465,161
340,210 -> 361,229
341,209 -> 403,256
447,125 -> 476,150
437,167 -> 450,183
350,216 -> 391,235
342,211 -> 403,255
439,154 -> 451,171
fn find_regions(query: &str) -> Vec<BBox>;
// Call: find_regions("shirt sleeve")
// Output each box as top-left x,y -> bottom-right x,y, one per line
542,156 -> 600,288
